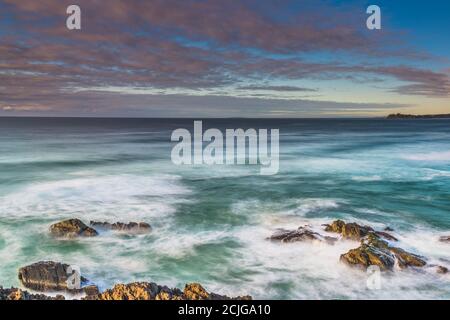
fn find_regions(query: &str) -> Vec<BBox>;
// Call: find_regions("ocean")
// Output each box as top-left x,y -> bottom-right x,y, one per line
0,117 -> 449,299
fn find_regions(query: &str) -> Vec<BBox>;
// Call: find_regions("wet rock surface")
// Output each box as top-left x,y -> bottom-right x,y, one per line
269,226 -> 337,244
18,261 -> 89,292
90,221 -> 152,234
49,219 -> 98,238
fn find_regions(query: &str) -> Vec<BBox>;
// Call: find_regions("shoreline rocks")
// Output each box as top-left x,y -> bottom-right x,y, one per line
269,226 -> 337,245
50,219 -> 98,238
90,221 -> 152,234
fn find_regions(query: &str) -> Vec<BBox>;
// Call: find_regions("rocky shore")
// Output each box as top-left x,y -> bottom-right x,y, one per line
1,218 -> 448,300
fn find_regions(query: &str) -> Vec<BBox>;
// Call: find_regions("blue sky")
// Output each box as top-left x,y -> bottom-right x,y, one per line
0,0 -> 448,117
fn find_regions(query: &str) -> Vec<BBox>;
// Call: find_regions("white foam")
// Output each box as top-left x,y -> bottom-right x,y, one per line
0,174 -> 191,221
351,175 -> 382,182
404,151 -> 450,161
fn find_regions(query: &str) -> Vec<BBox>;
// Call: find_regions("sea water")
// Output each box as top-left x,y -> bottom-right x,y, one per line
0,118 -> 449,299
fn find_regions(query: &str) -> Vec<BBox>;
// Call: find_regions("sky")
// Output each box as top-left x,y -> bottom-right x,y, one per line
0,0 -> 449,117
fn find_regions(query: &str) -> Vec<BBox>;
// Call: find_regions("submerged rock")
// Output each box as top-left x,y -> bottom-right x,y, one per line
85,282 -> 251,301
18,261 -> 89,293
340,234 -> 426,271
436,266 -> 449,274
439,236 -> 450,243
0,286 -> 65,300
324,220 -> 397,241
50,219 -> 98,238
90,221 -> 151,234
269,227 -> 337,244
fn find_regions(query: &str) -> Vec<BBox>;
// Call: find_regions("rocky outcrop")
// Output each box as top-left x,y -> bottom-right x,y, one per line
439,236 -> 450,243
18,261 -> 91,293
269,226 -> 337,244
340,234 -> 426,271
49,219 -> 98,238
0,286 -> 65,300
90,221 -> 151,234
85,282 -> 252,301
324,220 -> 398,241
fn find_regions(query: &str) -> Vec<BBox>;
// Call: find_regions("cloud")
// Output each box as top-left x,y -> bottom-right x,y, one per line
237,85 -> 318,92
0,0 -> 448,116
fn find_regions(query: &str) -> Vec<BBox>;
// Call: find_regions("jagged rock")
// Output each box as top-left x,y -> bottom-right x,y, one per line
389,247 -> 426,269
269,226 -> 337,244
0,286 -> 65,300
83,284 -> 100,296
85,282 -> 251,300
340,233 -> 426,271
49,219 -> 98,238
439,236 -> 450,243
340,244 -> 396,271
324,220 -> 373,240
90,221 -> 151,234
18,261 -> 88,292
324,220 -> 397,241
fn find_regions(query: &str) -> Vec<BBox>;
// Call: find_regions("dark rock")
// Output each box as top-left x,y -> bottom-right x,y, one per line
84,282 -> 251,300
439,236 -> 450,243
0,286 -> 65,300
50,219 -> 98,238
269,227 -> 337,245
18,261 -> 88,292
90,221 -> 152,234
436,266 -> 448,274
384,227 -> 394,232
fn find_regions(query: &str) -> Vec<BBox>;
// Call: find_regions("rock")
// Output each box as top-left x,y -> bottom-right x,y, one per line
439,236 -> 450,243
340,244 -> 396,271
436,266 -> 448,274
90,221 -> 152,234
83,284 -> 100,296
18,261 -> 88,292
85,282 -> 251,300
389,247 -> 426,269
340,233 -> 426,271
0,286 -> 65,300
269,227 -> 337,244
384,227 -> 394,232
324,220 -> 373,240
50,219 -> 98,238
374,231 -> 398,242
324,220 -> 397,241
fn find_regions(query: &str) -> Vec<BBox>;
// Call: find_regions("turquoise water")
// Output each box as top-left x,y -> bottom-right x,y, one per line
0,118 -> 449,299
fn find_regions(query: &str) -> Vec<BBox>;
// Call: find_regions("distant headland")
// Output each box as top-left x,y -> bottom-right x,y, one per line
387,113 -> 450,119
